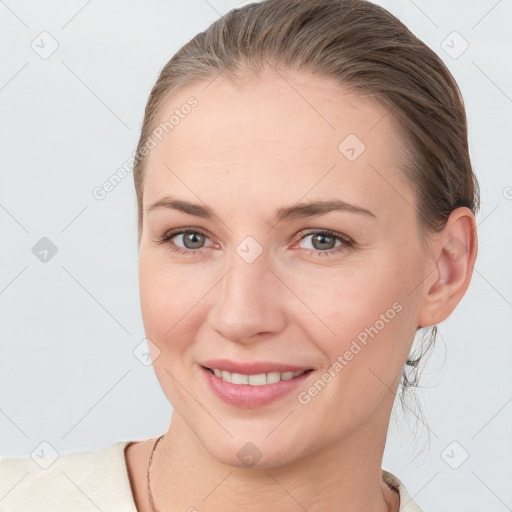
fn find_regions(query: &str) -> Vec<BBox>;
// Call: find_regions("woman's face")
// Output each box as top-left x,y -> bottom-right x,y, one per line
138,69 -> 430,467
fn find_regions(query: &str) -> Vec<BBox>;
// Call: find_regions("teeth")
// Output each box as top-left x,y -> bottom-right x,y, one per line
209,368 -> 306,385
231,372 -> 249,385
266,372 -> 281,384
248,373 -> 266,385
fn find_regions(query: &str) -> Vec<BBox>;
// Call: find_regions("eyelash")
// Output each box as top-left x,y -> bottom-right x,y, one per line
155,228 -> 354,258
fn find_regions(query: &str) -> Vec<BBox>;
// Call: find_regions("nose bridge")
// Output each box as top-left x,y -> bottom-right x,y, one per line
209,245 -> 285,342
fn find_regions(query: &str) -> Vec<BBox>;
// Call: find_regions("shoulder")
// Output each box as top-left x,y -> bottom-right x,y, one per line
382,469 -> 425,512
0,440 -> 136,512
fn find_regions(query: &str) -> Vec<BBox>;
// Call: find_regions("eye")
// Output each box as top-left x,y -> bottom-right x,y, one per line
295,229 -> 354,257
155,228 -> 214,255
155,227 -> 354,258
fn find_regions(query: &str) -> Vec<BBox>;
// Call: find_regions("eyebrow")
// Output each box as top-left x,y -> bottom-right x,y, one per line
146,196 -> 376,222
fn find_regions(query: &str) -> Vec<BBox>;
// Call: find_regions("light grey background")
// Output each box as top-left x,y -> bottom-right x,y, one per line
1,1 -> 511,510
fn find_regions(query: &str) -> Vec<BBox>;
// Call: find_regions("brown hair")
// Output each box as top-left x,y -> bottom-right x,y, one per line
132,0 -> 480,439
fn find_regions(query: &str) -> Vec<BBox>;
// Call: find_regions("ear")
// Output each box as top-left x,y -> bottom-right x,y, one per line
417,207 -> 478,328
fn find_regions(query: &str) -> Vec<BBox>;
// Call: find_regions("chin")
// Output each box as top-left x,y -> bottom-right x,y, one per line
200,431 -> 307,470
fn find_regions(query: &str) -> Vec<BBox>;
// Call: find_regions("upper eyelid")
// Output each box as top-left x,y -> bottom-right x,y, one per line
296,228 -> 352,242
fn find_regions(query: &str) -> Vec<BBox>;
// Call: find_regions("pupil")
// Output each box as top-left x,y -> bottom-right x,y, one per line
313,234 -> 335,250
184,232 -> 204,249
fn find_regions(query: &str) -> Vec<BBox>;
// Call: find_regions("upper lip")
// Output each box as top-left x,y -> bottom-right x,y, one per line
201,359 -> 312,375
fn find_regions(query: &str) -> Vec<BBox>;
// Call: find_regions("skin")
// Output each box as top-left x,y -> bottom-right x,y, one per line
125,68 -> 477,512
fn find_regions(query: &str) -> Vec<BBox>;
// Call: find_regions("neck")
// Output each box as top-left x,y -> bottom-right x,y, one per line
151,402 -> 399,512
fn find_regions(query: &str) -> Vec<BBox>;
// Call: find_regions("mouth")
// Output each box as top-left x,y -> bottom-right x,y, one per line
198,359 -> 316,409
201,365 -> 314,385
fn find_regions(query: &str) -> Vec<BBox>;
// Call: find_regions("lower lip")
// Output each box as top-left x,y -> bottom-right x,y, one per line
201,366 -> 313,408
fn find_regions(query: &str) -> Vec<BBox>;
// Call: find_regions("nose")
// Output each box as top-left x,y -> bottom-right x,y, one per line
207,250 -> 287,344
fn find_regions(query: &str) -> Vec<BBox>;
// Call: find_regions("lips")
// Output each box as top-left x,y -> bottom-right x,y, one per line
199,358 -> 315,407
201,364 -> 313,408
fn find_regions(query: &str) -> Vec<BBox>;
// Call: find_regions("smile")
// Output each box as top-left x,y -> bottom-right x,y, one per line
204,367 -> 308,385
200,364 -> 314,408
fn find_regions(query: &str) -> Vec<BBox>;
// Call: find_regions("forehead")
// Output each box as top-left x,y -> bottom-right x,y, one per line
143,69 -> 416,224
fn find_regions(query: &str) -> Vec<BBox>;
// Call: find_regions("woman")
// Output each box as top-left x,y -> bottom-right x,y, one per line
0,0 -> 479,510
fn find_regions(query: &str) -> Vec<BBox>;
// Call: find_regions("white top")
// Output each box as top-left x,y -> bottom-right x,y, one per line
0,440 -> 424,511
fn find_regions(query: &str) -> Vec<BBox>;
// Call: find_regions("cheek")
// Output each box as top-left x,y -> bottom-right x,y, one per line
138,254 -> 216,359
139,250 -> 193,324
138,257 -> 206,406
138,260 -> 180,354
292,275 -> 418,431
290,249 -> 421,377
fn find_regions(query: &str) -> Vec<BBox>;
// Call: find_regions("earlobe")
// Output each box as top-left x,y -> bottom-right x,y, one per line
417,207 -> 478,328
